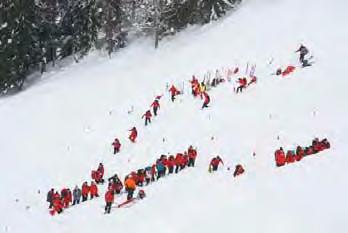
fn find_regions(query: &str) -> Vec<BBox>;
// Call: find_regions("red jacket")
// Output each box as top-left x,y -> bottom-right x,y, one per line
203,92 -> 210,104
90,183 -> 98,196
98,164 -> 104,177
151,100 -> 160,109
105,190 -> 114,203
275,150 -> 286,166
238,78 -> 247,87
169,85 -> 179,96
112,139 -> 121,148
210,157 -> 223,167
82,183 -> 89,196
286,151 -> 295,163
167,159 -> 175,168
53,198 -> 63,212
143,110 -> 152,119
175,153 -> 183,166
188,148 -> 197,159
151,164 -> 156,175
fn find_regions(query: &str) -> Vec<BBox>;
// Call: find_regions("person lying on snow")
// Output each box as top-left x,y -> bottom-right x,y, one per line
209,156 -> 224,172
112,138 -> 121,154
233,164 -> 245,177
137,189 -> 146,199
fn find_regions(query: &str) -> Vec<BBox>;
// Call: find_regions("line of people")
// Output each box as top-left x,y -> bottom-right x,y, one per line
103,145 -> 198,214
275,138 -> 331,167
47,163 -> 105,215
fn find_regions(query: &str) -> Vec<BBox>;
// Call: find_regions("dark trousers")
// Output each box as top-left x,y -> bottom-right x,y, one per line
151,174 -> 155,182
171,95 -> 175,102
145,118 -> 151,126
127,189 -> 134,200
236,86 -> 244,93
153,107 -> 158,116
105,202 -> 112,214
212,165 -> 218,171
82,195 -> 88,202
72,199 -> 80,205
168,166 -> 174,174
113,147 -> 119,154
188,158 -> 195,167
91,194 -> 99,199
202,102 -> 208,109
175,165 -> 180,173
48,201 -> 53,208
145,178 -> 150,185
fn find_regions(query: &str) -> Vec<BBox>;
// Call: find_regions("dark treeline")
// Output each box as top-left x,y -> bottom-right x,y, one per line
0,0 -> 241,94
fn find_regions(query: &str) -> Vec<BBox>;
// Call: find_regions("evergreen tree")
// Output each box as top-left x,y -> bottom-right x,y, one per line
0,0 -> 41,92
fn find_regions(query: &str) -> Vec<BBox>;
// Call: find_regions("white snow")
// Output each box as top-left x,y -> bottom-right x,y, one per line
1,0 -> 348,232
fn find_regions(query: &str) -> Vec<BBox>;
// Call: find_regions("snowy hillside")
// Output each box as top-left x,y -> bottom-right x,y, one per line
1,0 -> 348,232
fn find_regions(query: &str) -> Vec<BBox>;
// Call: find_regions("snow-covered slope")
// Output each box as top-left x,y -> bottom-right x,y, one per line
1,0 -> 348,232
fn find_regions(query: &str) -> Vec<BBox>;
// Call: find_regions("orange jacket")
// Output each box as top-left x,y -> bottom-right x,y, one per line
125,177 -> 136,190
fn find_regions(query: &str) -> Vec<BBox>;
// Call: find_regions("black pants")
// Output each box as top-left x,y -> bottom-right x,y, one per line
105,202 -> 112,214
145,178 -> 150,185
151,175 -> 155,182
175,165 -> 180,173
91,194 -> 99,199
300,53 -> 305,63
168,166 -> 174,174
113,147 -> 119,154
153,107 -> 158,116
127,189 -> 134,200
72,199 -> 80,205
188,158 -> 195,167
236,86 -> 244,93
48,201 -> 53,208
202,102 -> 209,109
82,195 -> 88,202
145,118 -> 151,126
212,165 -> 218,171
171,95 -> 175,102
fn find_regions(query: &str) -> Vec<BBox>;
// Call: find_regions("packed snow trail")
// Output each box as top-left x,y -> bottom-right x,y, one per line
1,0 -> 348,232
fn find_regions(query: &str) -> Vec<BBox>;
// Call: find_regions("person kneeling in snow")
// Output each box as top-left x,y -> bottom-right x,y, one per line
233,164 -> 245,177
209,156 -> 224,172
137,189 -> 146,199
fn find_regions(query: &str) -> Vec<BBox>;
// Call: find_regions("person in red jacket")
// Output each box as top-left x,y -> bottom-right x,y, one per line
187,146 -> 197,167
142,110 -> 152,126
248,76 -> 257,86
202,92 -> 210,109
167,155 -> 175,174
169,85 -> 180,102
129,127 -> 137,143
63,188 -> 72,208
295,146 -> 305,161
112,138 -> 121,154
209,156 -> 224,172
52,194 -> 63,215
90,181 -> 99,199
175,153 -> 183,173
151,99 -> 160,116
104,190 -> 114,214
236,78 -> 247,93
81,182 -> 89,202
286,150 -> 295,163
275,147 -> 286,167
233,164 -> 245,177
